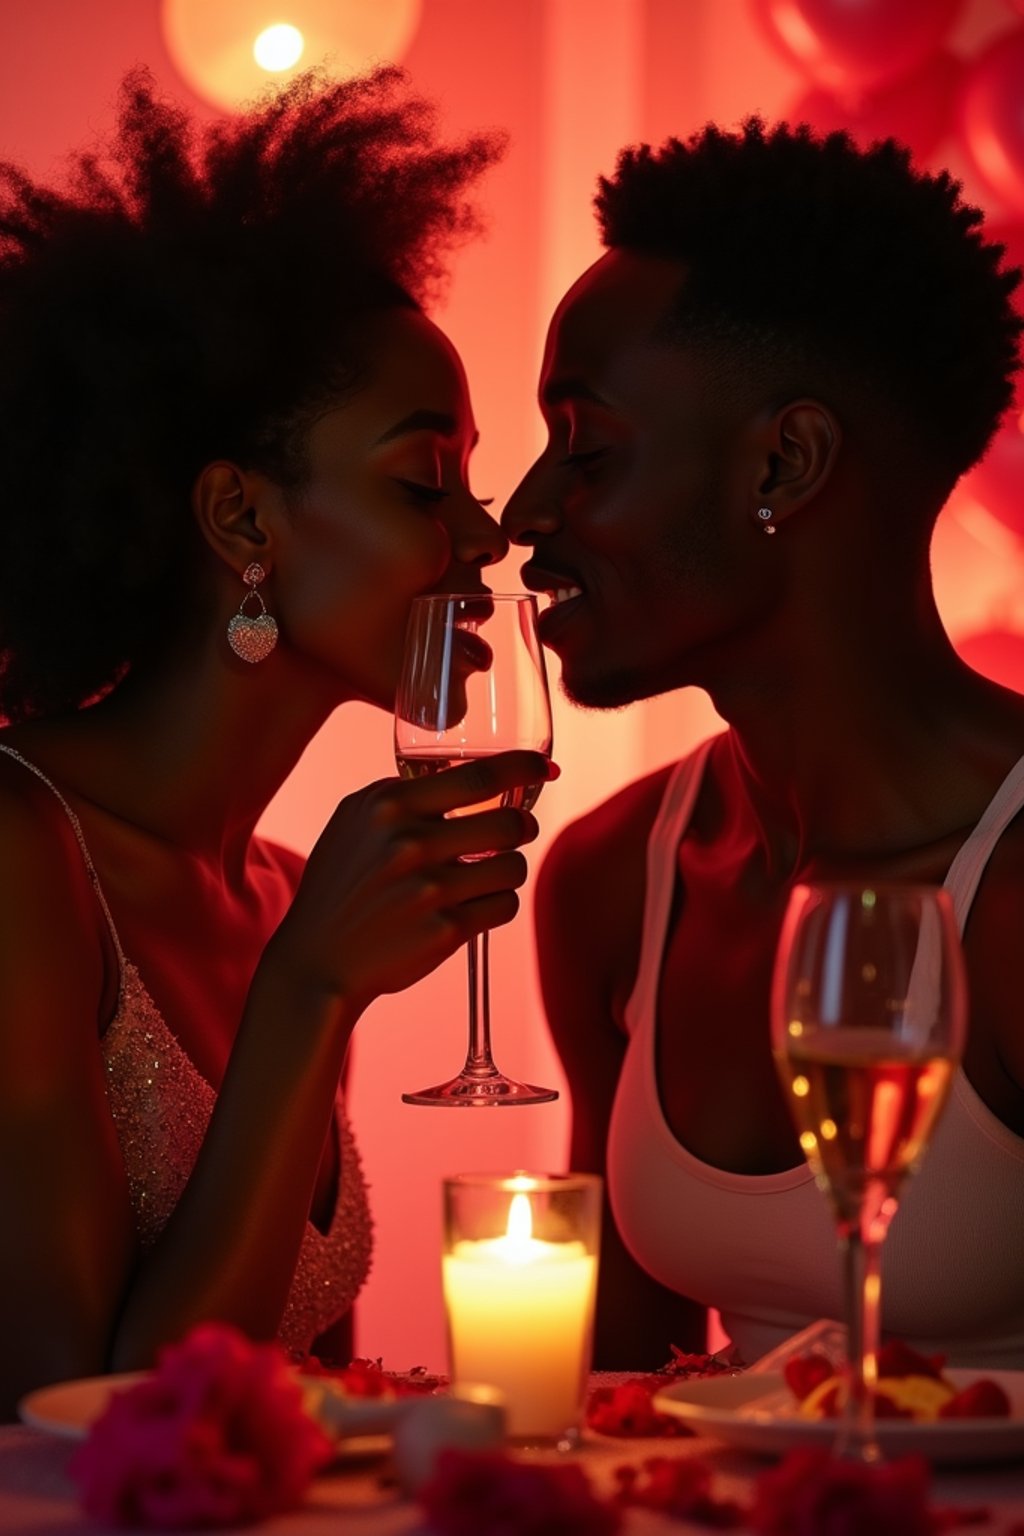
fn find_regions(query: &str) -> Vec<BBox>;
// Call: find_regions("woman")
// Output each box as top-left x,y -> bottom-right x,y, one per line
0,66 -> 546,1416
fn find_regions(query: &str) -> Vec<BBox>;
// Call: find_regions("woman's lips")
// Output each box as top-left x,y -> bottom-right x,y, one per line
452,628 -> 493,672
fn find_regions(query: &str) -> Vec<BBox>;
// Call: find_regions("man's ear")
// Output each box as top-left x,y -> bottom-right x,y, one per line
747,399 -> 841,532
192,460 -> 277,577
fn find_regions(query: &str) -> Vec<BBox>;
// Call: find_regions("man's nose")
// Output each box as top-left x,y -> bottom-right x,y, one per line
501,464 -> 560,544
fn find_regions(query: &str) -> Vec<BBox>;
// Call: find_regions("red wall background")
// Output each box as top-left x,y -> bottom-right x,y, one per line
1,0 -> 1021,1369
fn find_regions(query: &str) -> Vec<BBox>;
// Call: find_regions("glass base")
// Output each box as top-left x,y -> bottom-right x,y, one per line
507,1425 -> 582,1453
402,1072 -> 559,1107
832,1432 -> 885,1465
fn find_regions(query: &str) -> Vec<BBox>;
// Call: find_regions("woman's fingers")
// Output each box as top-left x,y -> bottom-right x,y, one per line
383,807 -> 539,875
436,847 -> 530,905
371,852 -> 529,986
273,751 -> 557,1009
395,750 -> 556,815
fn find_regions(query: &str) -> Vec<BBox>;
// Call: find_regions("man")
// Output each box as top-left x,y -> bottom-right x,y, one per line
502,120 -> 1024,1370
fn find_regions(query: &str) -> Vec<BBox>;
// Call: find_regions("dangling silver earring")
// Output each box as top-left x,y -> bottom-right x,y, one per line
227,562 -> 279,663
757,506 -> 776,535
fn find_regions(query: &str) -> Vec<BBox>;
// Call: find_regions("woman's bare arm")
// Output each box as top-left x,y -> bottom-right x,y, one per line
0,751 -> 548,1411
0,781 -> 136,1414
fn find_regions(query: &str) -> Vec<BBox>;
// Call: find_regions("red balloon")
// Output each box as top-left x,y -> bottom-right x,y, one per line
959,26 -> 1024,215
752,0 -> 965,95
954,628 -> 1024,692
981,220 -> 1024,315
964,410 -> 1024,537
789,51 -> 961,165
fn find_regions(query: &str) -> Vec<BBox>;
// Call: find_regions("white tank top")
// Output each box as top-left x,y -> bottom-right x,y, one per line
607,737 -> 1024,1368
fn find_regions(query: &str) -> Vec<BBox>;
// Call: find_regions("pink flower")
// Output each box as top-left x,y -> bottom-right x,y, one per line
750,1448 -> 935,1536
418,1447 -> 621,1536
70,1322 -> 332,1528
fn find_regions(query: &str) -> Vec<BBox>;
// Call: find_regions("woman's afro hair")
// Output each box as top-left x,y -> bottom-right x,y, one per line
0,65 -> 502,720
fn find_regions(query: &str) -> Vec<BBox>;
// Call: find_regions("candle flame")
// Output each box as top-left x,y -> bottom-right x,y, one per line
506,1192 -> 533,1243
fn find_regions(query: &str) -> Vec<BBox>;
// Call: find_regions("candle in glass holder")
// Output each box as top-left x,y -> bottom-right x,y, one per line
442,1173 -> 601,1444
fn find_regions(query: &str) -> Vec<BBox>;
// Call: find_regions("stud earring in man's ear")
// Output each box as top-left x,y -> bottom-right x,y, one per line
227,562 -> 279,663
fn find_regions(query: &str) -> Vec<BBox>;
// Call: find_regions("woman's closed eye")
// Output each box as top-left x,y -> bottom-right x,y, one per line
395,478 -> 450,504
395,478 -> 495,509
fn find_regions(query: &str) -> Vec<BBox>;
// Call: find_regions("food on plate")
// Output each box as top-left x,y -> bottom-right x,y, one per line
300,1357 -> 446,1398
586,1349 -> 735,1436
785,1341 -> 1011,1421
298,1358 -> 448,1441
658,1348 -> 736,1381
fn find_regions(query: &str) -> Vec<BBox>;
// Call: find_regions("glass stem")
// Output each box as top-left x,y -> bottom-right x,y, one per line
837,1220 -> 884,1462
464,932 -> 498,1079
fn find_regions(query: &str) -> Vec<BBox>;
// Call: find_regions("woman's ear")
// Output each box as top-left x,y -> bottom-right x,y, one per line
748,399 -> 841,533
192,460 -> 277,577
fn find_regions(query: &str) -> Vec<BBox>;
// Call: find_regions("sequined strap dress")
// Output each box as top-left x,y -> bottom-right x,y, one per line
0,743 -> 373,1358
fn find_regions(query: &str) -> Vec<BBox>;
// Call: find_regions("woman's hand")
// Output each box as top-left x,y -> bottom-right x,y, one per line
263,749 -> 555,1014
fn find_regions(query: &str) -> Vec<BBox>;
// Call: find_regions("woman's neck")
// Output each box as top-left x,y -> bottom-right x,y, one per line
4,639 -> 354,880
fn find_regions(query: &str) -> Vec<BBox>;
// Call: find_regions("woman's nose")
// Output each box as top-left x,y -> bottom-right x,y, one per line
448,497 -> 509,567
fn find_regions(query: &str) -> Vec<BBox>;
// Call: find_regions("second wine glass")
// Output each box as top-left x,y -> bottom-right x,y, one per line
770,881 -> 968,1461
394,592 -> 558,1106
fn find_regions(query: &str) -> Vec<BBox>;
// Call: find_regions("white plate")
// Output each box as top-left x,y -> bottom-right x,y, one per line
654,1369 -> 1024,1463
19,1372 -> 146,1439
297,1375 -> 405,1438
18,1370 -> 403,1448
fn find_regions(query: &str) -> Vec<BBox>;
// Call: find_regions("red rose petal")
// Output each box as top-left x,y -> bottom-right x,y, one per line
938,1380 -> 1012,1419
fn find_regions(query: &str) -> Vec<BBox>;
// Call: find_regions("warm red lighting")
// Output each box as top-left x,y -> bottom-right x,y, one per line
161,0 -> 422,113
959,27 -> 1024,217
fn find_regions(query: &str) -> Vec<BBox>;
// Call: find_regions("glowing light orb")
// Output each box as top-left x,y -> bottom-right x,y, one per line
162,0 -> 422,113
253,23 -> 304,72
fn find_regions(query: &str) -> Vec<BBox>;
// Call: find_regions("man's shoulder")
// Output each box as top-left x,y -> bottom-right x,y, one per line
547,762 -> 676,871
543,738 -> 716,884
533,746 -> 711,1006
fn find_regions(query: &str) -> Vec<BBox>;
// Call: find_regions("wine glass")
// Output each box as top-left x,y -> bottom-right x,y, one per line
770,882 -> 967,1461
394,592 -> 558,1106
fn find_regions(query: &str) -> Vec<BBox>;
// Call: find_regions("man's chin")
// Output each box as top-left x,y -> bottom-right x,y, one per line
559,668 -> 660,712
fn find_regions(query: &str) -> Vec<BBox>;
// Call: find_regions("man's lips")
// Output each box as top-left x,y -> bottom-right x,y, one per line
519,564 -> 585,610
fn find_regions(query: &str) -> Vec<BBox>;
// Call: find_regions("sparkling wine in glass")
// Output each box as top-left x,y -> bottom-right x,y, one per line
394,592 -> 558,1106
770,882 -> 967,1461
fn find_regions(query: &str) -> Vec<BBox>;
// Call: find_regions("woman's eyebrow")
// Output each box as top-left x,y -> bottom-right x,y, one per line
375,408 -> 459,444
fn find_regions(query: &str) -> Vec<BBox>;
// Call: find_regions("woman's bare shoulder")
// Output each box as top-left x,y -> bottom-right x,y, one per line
252,835 -> 305,881
0,750 -> 112,1080
0,747 -> 103,904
